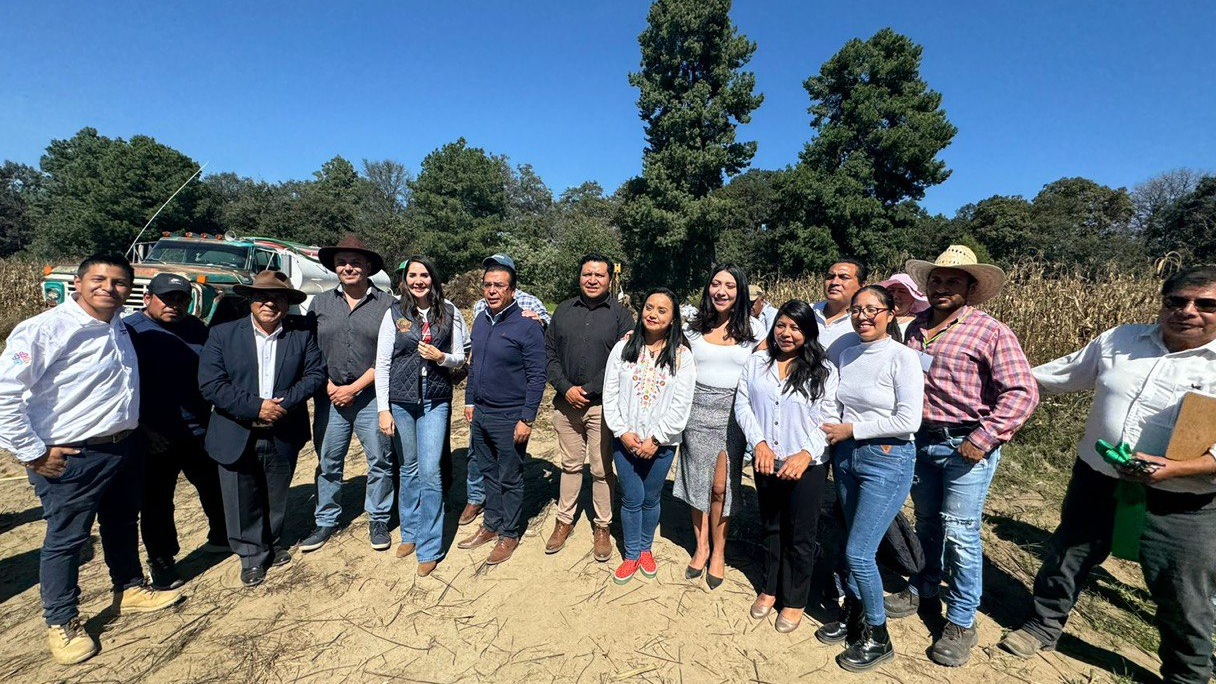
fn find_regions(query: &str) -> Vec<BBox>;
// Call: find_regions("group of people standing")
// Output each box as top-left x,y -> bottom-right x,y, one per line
3,236 -> 1216,684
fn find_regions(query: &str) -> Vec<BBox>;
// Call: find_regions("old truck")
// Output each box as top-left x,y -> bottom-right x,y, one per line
41,233 -> 392,322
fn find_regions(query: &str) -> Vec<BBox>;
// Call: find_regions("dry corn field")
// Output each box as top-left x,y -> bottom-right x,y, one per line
0,259 -> 1171,682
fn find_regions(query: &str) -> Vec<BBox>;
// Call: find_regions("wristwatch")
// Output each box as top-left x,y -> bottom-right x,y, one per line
521,418 -> 535,427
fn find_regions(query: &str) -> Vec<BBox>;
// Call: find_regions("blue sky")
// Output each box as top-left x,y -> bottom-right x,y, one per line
1,1 -> 1212,215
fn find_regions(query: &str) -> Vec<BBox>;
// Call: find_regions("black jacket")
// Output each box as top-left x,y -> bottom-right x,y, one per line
198,316 -> 326,465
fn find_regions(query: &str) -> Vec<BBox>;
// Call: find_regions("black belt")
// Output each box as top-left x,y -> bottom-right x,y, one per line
919,422 -> 981,440
77,429 -> 135,446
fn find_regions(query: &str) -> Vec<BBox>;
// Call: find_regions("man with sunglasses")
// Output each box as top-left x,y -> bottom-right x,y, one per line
199,271 -> 325,587
1000,264 -> 1216,684
126,274 -> 228,590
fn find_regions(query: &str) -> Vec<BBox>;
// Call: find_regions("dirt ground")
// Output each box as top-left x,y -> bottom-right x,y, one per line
0,391 -> 1164,684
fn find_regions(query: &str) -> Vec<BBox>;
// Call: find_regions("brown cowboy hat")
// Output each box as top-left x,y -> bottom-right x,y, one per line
317,234 -> 385,276
233,270 -> 308,305
904,245 -> 1007,306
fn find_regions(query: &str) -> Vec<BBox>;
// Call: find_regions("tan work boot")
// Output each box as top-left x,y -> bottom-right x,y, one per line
395,542 -> 416,558
47,616 -> 98,665
457,525 -> 497,550
111,582 -> 185,615
592,524 -> 613,562
485,536 -> 519,565
545,520 -> 574,554
417,560 -> 438,577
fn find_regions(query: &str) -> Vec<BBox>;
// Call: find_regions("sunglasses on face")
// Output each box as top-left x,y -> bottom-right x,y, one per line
1163,296 -> 1216,314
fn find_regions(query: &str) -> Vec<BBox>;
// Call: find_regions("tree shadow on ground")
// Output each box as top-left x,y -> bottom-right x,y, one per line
0,505 -> 43,537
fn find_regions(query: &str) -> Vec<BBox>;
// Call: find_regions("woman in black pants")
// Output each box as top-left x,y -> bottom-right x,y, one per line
734,299 -> 839,632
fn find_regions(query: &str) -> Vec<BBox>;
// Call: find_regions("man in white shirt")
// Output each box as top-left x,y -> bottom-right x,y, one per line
999,265 -> 1216,684
749,284 -> 778,335
813,259 -> 865,363
0,254 -> 184,665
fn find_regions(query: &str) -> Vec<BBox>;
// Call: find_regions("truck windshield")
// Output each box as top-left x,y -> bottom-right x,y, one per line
145,241 -> 250,270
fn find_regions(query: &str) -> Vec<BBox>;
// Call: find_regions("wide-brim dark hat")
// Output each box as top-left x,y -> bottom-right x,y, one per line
317,234 -> 385,276
233,270 -> 308,305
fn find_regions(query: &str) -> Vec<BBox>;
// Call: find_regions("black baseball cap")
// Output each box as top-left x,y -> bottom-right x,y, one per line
147,273 -> 192,297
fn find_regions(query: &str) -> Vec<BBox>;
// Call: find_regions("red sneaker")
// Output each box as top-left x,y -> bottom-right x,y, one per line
638,551 -> 658,578
613,559 -> 639,585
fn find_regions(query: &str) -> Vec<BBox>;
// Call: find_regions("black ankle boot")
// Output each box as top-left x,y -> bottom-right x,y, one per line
815,597 -> 863,645
836,621 -> 894,672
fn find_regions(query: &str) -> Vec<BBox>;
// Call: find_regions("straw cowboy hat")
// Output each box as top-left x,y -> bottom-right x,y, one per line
904,245 -> 1006,306
317,234 -> 385,276
233,270 -> 308,305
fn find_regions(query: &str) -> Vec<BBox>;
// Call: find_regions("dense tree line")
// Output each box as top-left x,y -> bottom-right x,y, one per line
2,0 -> 1212,301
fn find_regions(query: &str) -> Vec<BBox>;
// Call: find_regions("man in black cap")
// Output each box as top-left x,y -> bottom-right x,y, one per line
125,273 -> 228,590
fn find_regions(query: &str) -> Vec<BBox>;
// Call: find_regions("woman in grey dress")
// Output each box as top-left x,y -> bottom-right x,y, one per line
675,263 -> 765,588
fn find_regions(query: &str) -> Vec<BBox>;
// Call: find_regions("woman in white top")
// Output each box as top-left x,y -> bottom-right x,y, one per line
375,256 -> 466,577
675,263 -> 766,589
603,288 -> 697,585
816,285 -> 924,671
735,299 -> 839,633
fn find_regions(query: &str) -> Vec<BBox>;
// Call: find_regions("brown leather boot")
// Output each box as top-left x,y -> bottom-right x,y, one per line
545,520 -> 574,554
395,542 -> 416,558
458,503 -> 484,526
485,536 -> 519,565
592,524 -> 613,562
457,526 -> 496,550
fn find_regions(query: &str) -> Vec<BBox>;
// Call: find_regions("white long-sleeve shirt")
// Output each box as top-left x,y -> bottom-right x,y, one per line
1034,324 -> 1216,494
836,336 -> 924,441
252,316 -> 282,400
0,295 -> 139,462
602,340 -> 697,446
734,352 -> 839,465
375,303 -> 467,412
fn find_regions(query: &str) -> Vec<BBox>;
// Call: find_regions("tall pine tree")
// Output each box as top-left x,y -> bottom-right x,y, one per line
619,0 -> 763,296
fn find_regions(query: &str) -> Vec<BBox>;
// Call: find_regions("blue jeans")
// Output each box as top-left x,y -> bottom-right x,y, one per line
466,429 -> 486,505
391,396 -> 450,562
613,440 -> 675,560
27,435 -> 146,626
471,410 -> 526,538
834,437 -> 916,626
313,389 -> 393,526
908,431 -> 1002,628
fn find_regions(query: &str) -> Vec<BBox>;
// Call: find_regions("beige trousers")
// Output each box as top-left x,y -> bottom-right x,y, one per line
551,398 -> 615,526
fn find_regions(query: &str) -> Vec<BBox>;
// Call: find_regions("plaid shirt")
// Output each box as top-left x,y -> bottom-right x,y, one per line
905,306 -> 1039,452
472,289 -> 551,325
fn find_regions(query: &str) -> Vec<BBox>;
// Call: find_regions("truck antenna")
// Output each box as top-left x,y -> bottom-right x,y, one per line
125,161 -> 209,259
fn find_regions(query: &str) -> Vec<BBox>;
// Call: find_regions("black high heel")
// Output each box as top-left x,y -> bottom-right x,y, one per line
685,564 -> 705,580
706,573 -> 723,590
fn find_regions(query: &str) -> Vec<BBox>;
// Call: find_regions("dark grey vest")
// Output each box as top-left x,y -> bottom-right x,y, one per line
387,301 -> 456,404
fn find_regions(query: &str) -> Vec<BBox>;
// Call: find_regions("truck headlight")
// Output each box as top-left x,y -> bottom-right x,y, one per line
42,282 -> 65,306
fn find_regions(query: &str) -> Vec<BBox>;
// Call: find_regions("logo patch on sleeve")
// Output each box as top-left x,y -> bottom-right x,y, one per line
10,351 -> 31,366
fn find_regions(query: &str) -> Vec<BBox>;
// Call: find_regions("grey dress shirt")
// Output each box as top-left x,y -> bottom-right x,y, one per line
308,286 -> 395,385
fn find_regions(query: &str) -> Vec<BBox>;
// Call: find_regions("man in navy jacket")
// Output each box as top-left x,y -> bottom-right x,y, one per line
198,271 -> 326,587
457,260 -> 546,565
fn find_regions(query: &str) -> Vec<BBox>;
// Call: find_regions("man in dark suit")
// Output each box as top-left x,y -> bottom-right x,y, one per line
199,270 -> 326,587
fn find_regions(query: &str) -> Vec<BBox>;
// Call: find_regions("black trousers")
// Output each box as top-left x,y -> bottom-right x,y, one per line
1026,459 -> 1216,684
141,434 -> 227,559
217,436 -> 298,569
756,461 -> 829,610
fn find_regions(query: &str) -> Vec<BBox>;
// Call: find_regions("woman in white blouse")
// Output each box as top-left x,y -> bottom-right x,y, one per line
603,288 -> 697,585
735,299 -> 839,633
816,285 -> 924,671
675,264 -> 766,589
375,256 -> 467,577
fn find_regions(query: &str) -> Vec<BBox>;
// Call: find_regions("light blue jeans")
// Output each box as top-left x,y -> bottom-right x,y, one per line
466,431 -> 486,505
391,393 -> 451,563
834,437 -> 916,626
907,431 -> 1002,628
313,389 -> 393,526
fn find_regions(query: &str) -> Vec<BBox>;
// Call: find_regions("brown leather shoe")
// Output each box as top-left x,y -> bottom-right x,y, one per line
545,520 -> 574,554
457,526 -> 496,550
486,536 -> 519,565
417,560 -> 438,577
395,542 -> 416,558
458,503 -> 484,526
592,524 -> 612,562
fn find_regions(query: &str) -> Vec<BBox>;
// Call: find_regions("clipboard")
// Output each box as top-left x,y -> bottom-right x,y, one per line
1165,391 -> 1216,461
